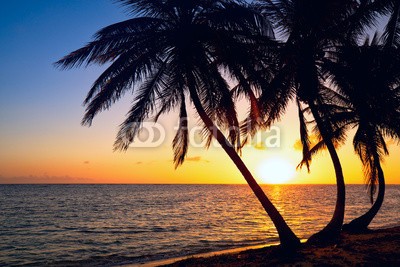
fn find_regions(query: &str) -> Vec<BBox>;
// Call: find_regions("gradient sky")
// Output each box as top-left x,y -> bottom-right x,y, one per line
0,0 -> 399,184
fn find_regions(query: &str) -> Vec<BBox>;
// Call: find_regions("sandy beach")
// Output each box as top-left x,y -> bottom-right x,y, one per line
161,226 -> 400,266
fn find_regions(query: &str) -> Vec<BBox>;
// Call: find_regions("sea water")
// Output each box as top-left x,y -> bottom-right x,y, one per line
0,184 -> 399,266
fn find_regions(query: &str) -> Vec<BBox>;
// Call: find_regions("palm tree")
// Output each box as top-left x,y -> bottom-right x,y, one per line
55,0 -> 300,249
298,37 -> 400,232
253,0 -> 398,244
330,41 -> 400,232
252,0 -> 357,244
325,0 -> 400,232
342,0 -> 400,232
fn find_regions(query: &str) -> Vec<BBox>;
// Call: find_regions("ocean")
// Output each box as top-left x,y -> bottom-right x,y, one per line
0,184 -> 399,266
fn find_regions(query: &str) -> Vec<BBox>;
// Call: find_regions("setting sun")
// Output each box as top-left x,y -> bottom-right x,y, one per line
257,157 -> 295,184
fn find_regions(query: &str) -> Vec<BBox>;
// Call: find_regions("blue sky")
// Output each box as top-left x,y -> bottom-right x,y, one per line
0,0 -> 128,125
0,1 -> 137,182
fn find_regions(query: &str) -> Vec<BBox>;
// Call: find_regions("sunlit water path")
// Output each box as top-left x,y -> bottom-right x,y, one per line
1,184 -> 399,266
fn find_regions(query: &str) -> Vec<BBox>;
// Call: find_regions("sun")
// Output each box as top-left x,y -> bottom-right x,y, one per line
257,157 -> 295,184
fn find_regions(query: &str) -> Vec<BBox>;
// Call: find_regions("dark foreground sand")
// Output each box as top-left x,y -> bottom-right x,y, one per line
164,226 -> 400,266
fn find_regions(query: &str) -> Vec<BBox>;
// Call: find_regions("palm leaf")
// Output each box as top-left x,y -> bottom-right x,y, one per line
113,59 -> 169,151
297,100 -> 311,172
386,1 -> 400,47
173,91 -> 189,168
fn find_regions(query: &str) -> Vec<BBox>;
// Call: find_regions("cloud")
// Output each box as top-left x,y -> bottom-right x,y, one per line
186,156 -> 202,162
170,156 -> 210,163
293,139 -> 303,151
83,161 -> 90,164
0,175 -> 96,184
187,156 -> 210,163
254,142 -> 268,150
293,135 -> 321,151
136,161 -> 143,165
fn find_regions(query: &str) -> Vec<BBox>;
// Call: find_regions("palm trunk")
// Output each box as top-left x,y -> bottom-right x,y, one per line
343,161 -> 385,232
187,82 -> 300,249
307,101 -> 346,245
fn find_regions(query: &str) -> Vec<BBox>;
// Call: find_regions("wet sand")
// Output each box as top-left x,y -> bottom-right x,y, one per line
162,226 -> 400,266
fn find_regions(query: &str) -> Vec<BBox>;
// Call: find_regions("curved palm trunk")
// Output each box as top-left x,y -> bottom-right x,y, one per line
343,161 -> 385,232
307,101 -> 346,245
187,84 -> 301,250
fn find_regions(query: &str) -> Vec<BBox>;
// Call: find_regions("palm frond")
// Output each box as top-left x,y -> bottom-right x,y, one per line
258,64 -> 295,127
353,126 -> 390,203
297,139 -> 326,171
113,59 -> 169,151
344,0 -> 387,40
297,100 -> 311,172
207,0 -> 274,38
55,17 -> 162,69
152,72 -> 181,122
194,56 -> 241,151
173,92 -> 189,168
117,0 -> 174,18
240,89 -> 262,144
382,0 -> 400,48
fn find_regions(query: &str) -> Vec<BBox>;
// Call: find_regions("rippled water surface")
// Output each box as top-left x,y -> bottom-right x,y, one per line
0,184 -> 399,266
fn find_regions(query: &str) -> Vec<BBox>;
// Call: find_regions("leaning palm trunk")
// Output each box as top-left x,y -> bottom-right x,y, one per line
307,101 -> 345,245
343,161 -> 385,232
187,80 -> 300,249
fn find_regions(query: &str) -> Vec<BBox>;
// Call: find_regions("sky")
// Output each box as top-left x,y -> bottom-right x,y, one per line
0,0 -> 399,184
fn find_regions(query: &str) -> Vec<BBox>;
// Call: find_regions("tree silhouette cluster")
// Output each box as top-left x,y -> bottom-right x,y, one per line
57,0 -> 400,249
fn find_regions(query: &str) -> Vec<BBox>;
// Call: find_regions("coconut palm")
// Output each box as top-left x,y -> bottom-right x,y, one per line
252,0 -> 357,244
331,42 -> 400,231
252,0 -> 397,244
298,36 -> 400,232
343,0 -> 400,231
327,0 -> 400,231
55,0 -> 301,249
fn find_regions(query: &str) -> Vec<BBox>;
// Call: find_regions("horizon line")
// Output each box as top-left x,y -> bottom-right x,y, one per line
1,183 -> 400,185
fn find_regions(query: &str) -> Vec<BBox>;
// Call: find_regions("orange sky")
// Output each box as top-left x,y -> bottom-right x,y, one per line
1,98 -> 399,185
0,1 -> 398,185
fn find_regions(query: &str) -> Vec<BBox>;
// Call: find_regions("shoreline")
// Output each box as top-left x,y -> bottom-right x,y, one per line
122,244 -> 274,267
144,226 -> 400,266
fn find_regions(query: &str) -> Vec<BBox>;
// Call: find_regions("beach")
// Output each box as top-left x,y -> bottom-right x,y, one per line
164,226 -> 400,266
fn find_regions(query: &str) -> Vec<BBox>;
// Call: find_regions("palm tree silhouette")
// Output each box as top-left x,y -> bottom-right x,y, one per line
254,0 -> 398,244
253,0 -> 358,244
301,39 -> 400,232
343,0 -> 400,232
316,0 -> 400,232
55,0 -> 300,249
336,30 -> 400,232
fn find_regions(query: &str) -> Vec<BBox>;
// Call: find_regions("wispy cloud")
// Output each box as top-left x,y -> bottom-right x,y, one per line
0,175 -> 96,184
293,139 -> 303,151
293,135 -> 321,151
168,156 -> 210,163
186,156 -> 202,162
254,142 -> 268,150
